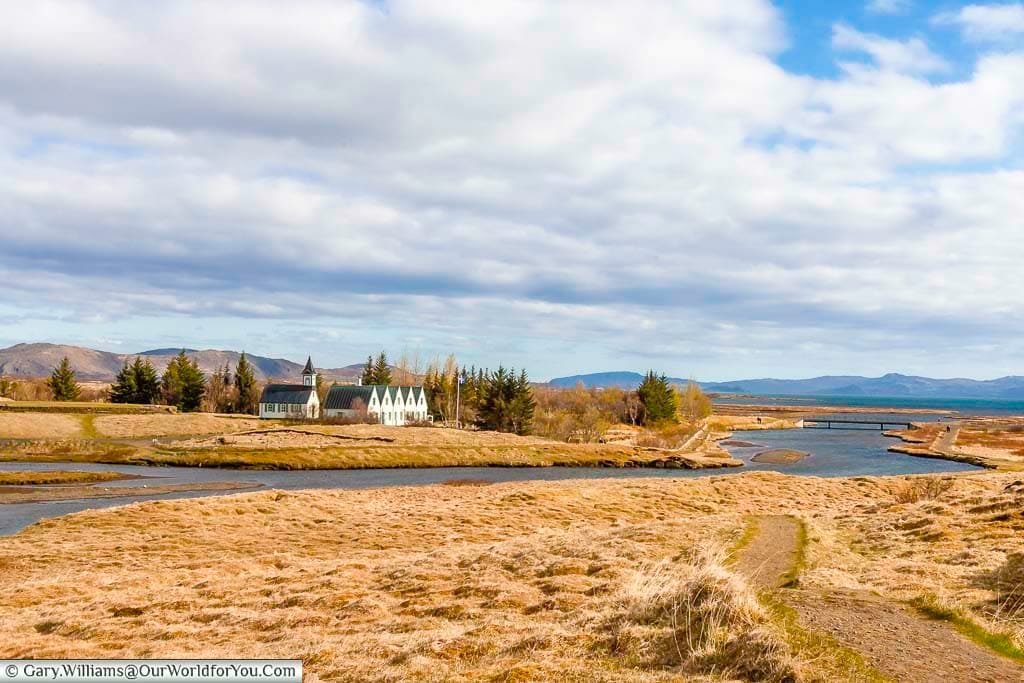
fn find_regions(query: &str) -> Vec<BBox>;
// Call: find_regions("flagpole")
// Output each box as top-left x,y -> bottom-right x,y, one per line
455,371 -> 461,429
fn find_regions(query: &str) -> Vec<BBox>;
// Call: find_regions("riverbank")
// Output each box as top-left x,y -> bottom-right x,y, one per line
887,420 -> 1024,471
3,470 -> 1020,681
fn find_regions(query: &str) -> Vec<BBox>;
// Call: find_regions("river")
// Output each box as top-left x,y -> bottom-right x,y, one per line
0,415 -> 983,536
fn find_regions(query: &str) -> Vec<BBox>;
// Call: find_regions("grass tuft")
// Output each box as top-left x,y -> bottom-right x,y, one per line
607,546 -> 800,681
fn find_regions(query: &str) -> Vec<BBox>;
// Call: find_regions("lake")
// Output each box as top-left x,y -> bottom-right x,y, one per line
712,393 -> 1024,417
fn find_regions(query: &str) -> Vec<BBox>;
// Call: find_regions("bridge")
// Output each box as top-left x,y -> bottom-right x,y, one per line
801,419 -> 915,431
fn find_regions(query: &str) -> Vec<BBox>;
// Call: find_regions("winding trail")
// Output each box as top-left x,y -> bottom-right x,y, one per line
737,515 -> 1024,683
933,422 -> 962,455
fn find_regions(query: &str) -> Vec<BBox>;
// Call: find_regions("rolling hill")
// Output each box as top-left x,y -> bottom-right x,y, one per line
0,343 -> 366,382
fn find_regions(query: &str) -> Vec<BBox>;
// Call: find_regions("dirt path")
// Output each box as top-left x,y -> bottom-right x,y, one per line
733,515 -> 800,590
736,515 -> 1024,683
933,423 -> 961,454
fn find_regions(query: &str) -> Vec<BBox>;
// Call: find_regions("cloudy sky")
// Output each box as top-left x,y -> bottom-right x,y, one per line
2,0 -> 1023,381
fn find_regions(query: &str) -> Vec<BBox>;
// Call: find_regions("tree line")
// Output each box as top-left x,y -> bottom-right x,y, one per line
47,351 -> 262,413
39,350 -> 702,442
421,356 -> 536,435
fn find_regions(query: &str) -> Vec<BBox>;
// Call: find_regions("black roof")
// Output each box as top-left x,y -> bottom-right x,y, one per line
324,385 -> 374,411
260,384 -> 316,404
302,356 -> 315,375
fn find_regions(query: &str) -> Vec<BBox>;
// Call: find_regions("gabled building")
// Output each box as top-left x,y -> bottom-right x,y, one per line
258,356 -> 321,419
324,384 -> 429,426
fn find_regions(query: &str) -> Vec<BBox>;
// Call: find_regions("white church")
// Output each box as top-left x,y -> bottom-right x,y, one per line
258,357 -> 429,426
258,357 -> 321,419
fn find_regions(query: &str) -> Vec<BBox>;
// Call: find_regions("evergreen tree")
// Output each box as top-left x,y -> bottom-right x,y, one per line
133,357 -> 161,404
47,357 -> 81,402
508,369 -> 537,435
478,366 -> 515,432
373,351 -> 392,386
637,371 -> 677,424
109,361 -> 137,404
361,355 -> 375,385
162,350 -> 206,412
234,352 -> 258,415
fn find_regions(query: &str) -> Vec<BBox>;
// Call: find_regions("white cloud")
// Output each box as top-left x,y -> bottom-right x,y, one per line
832,24 -> 948,74
867,0 -> 913,15
0,1 -> 1023,377
934,3 -> 1024,42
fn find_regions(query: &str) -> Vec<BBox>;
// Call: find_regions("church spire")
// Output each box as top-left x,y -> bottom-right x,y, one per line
302,356 -> 317,386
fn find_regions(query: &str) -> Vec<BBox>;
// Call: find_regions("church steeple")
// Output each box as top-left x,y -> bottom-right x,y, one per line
302,356 -> 317,387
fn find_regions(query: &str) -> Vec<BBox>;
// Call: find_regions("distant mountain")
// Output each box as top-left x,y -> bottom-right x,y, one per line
0,343 -> 366,383
138,348 -> 198,355
549,370 -> 1024,400
0,343 -> 125,381
549,371 -> 691,389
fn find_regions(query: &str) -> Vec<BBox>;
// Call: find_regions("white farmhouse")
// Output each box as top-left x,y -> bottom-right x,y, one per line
323,384 -> 429,425
258,357 -> 321,419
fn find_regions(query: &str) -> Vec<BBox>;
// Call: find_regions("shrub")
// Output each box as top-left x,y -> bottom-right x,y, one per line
634,422 -> 700,449
533,384 -> 630,443
893,478 -> 955,504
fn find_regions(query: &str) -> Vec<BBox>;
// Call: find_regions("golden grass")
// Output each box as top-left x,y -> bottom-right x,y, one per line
135,440 -> 740,471
3,412 -> 741,470
0,440 -> 140,464
0,481 -> 254,504
0,412 -> 85,439
0,470 -> 126,486
0,477 -> 757,680
6,470 -> 1022,679
93,414 -> 267,438
0,401 -> 166,414
707,416 -> 800,431
800,473 -> 1024,650
957,421 -> 1024,464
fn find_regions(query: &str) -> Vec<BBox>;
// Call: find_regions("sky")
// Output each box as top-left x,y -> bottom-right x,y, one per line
2,0 -> 1024,382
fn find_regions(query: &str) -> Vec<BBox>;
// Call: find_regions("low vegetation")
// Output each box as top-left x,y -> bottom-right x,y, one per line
532,377 -> 715,447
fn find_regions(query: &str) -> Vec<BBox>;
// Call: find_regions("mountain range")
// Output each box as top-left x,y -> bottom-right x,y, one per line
0,343 -> 366,382
549,371 -> 1024,400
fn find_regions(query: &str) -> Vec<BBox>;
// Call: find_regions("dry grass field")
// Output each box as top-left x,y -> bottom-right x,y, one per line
2,470 -> 1022,681
0,412 -> 265,440
0,412 -> 742,471
92,413 -> 267,438
0,412 -> 85,439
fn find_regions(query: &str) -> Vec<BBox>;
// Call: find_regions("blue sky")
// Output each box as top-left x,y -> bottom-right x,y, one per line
2,0 -> 1024,381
